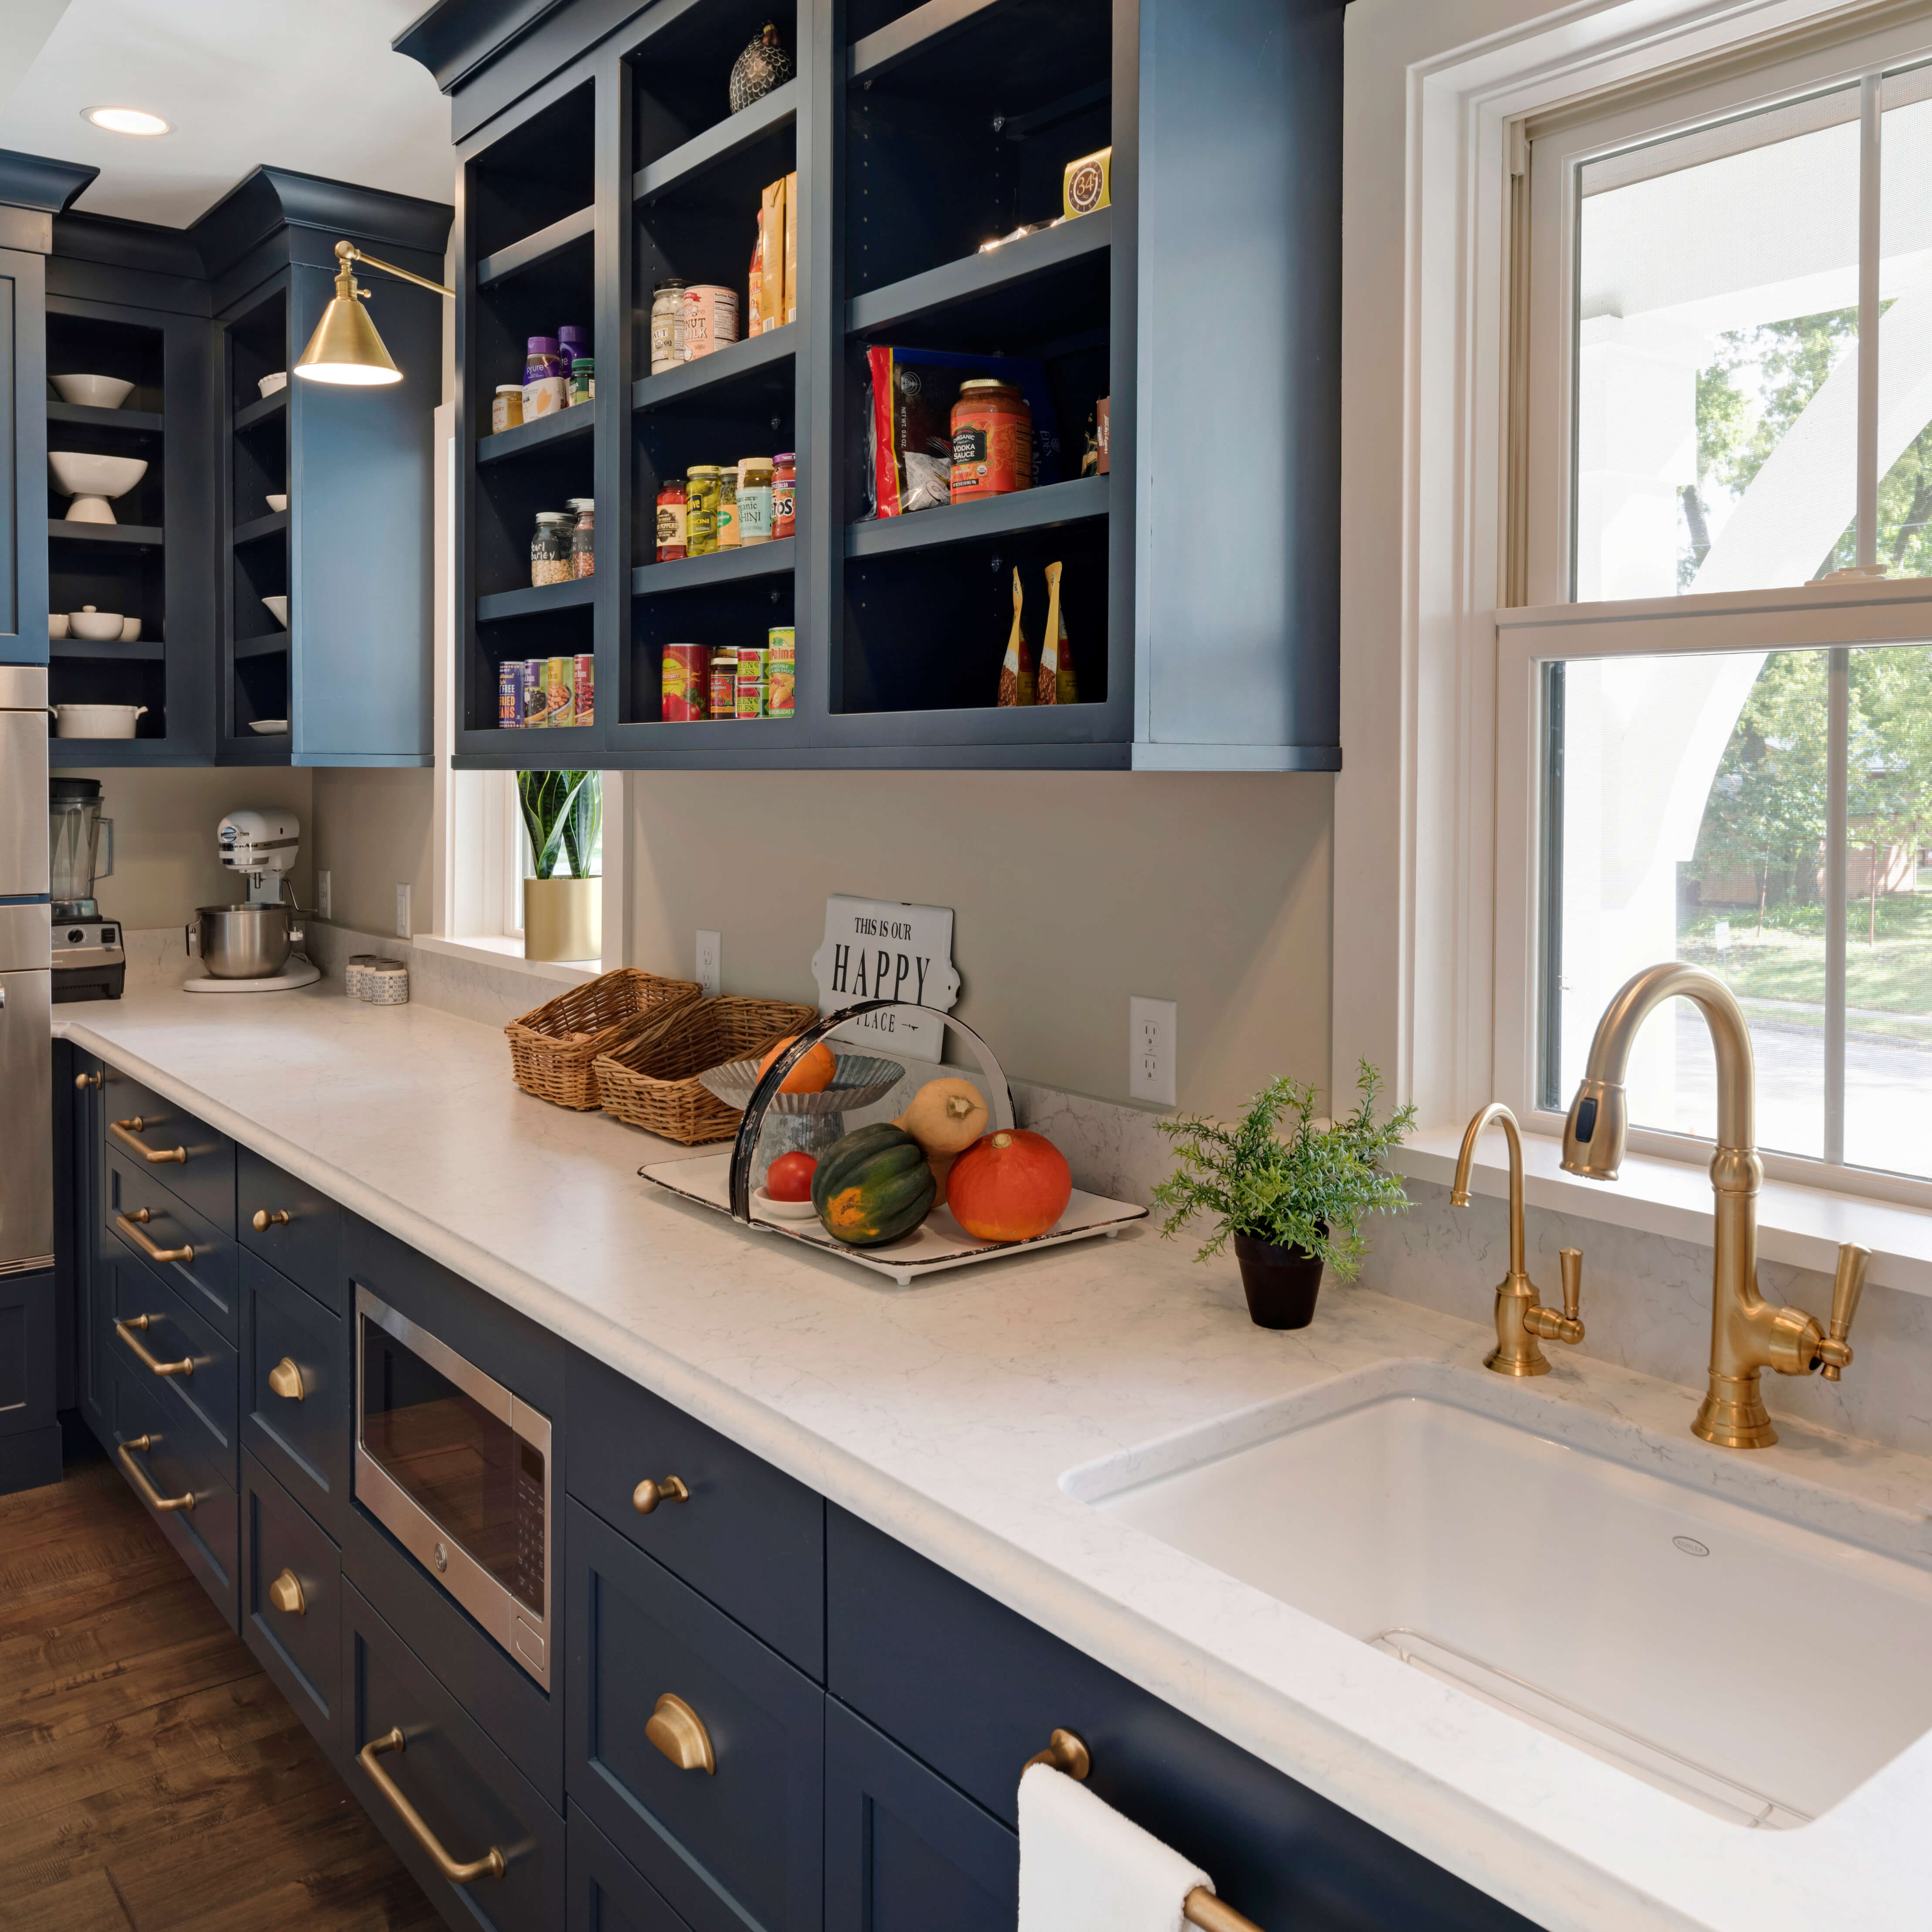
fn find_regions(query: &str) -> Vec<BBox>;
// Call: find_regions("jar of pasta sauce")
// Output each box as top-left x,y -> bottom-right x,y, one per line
950,380 -> 1032,500
772,452 -> 796,539
656,484 -> 687,561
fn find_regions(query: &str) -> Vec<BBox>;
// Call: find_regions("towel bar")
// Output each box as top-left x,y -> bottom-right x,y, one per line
1021,1729 -> 1266,1932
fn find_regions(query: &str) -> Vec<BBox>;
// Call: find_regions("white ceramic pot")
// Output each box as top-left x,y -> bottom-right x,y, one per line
52,704 -> 146,739
48,613 -> 67,640
262,594 -> 288,627
67,606 -> 125,642
265,493 -> 288,513
51,373 -> 135,410
118,617 -> 142,642
258,372 -> 287,398
49,450 -> 147,524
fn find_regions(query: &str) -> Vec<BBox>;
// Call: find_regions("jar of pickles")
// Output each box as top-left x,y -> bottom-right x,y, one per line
531,510 -> 574,586
685,465 -> 721,556
650,279 -> 688,375
567,497 -> 595,578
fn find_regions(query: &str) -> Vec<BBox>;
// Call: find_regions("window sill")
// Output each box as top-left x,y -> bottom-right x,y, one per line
1394,1126 -> 1932,1302
415,932 -> 601,987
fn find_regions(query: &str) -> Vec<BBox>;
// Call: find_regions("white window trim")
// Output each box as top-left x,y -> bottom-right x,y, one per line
1335,0 -> 1932,1281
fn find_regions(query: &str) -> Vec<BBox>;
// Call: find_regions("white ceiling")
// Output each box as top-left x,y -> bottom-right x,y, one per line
0,0 -> 454,230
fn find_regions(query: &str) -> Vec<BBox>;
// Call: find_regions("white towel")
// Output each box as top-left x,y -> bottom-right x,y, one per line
1017,1762 -> 1215,1932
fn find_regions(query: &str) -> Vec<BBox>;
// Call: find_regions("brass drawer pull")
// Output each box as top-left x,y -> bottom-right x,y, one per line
117,1434 -> 195,1513
116,1208 -> 196,1266
357,1727 -> 506,1884
631,1474 -> 689,1515
268,1568 -> 306,1617
644,1692 -> 715,1774
109,1116 -> 187,1164
1019,1729 -> 1263,1932
75,1068 -> 102,1090
252,1208 -> 291,1232
267,1356 -> 306,1401
115,1313 -> 194,1379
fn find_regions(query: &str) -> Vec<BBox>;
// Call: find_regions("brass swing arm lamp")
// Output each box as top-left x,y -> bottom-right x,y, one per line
294,239 -> 454,386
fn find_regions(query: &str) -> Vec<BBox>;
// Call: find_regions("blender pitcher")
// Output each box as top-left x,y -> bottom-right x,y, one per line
50,777 -> 112,918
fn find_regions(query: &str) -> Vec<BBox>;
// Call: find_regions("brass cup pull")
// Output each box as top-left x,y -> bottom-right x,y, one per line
267,1356 -> 306,1401
632,1474 -> 690,1515
1022,1727 -> 1091,1779
75,1069 -> 102,1090
357,1727 -> 506,1884
116,1434 -> 195,1513
644,1692 -> 715,1774
268,1568 -> 307,1617
116,1208 -> 195,1266
109,1116 -> 187,1164
252,1208 -> 291,1232
115,1313 -> 194,1379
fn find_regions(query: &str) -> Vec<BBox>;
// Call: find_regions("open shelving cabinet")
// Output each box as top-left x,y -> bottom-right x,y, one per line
436,0 -> 1342,772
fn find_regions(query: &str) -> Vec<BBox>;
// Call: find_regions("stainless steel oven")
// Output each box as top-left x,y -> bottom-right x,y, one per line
353,1286 -> 552,1689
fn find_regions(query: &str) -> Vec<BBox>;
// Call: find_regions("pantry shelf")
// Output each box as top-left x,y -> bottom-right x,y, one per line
849,0 -> 1012,81
233,633 -> 290,661
631,538 -> 795,597
479,575 -> 600,621
232,390 -> 287,433
476,205 -> 594,289
47,401 -> 165,434
48,520 -> 164,549
232,510 -> 288,547
847,476 -> 1108,559
634,80 -> 798,203
631,329 -> 795,412
51,637 -> 166,662
476,403 -> 597,464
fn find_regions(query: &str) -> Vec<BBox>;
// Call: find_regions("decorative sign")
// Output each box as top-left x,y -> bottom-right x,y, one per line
811,896 -> 961,1063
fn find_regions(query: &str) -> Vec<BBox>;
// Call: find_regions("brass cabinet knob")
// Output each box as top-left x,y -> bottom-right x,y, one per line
1022,1728 -> 1091,1779
268,1568 -> 306,1617
632,1474 -> 690,1515
252,1208 -> 291,1232
267,1356 -> 305,1402
75,1069 -> 102,1090
644,1692 -> 715,1774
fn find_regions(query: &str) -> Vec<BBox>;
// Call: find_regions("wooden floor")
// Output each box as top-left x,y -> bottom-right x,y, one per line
0,1451 -> 440,1932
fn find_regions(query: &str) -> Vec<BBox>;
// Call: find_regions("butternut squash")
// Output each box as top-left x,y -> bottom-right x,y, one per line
894,1076 -> 990,1157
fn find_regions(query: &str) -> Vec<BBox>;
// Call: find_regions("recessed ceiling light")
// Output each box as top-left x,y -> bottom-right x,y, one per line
84,106 -> 170,137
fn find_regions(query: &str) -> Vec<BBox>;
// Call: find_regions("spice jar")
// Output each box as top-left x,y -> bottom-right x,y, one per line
716,467 -> 741,549
709,649 -> 738,719
737,458 -> 773,545
685,466 -> 720,556
566,497 -> 595,578
949,379 -> 1033,501
649,280 -> 687,375
531,510 -> 574,586
655,483 -> 687,561
491,384 -> 524,435
567,356 -> 595,408
772,451 -> 796,539
523,336 -> 566,420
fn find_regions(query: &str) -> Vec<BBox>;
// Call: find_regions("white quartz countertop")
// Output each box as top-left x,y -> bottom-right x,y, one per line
57,986 -> 1932,1932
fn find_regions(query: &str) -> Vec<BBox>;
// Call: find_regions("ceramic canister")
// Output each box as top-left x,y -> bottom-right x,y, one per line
364,960 -> 410,1006
346,952 -> 378,997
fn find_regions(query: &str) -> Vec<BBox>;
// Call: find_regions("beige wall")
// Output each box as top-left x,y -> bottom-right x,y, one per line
311,766 -> 435,938
52,765 -> 313,928
622,770 -> 1333,1115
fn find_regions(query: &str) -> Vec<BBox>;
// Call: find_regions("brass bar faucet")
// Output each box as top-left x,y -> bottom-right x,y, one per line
1451,1102 -> 1584,1376
1559,961 -> 1871,1448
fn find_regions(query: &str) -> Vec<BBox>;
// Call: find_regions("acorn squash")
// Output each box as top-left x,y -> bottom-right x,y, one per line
811,1122 -> 936,1247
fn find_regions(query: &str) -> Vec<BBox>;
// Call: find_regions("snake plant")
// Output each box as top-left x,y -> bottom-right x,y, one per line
516,769 -> 601,880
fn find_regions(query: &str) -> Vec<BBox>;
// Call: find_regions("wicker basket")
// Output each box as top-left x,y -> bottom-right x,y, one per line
594,996 -> 820,1143
505,968 -> 704,1109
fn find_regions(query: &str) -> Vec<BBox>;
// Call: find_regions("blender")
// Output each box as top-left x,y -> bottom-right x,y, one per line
50,777 -> 124,1002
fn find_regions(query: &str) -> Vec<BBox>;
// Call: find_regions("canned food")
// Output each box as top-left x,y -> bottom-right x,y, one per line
656,484 -> 687,561
682,284 -> 740,361
950,379 -> 1033,501
767,627 -> 795,718
709,651 -> 738,720
498,661 -> 526,727
573,653 -> 595,726
736,643 -> 768,719
520,660 -> 547,728
662,643 -> 711,722
544,657 -> 575,729
685,466 -> 720,557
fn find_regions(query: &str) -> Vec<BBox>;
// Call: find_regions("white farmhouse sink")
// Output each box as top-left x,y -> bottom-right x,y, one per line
1065,1362 -> 1932,1828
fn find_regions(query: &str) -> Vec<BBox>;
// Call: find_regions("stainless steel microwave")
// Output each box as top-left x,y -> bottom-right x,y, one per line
353,1285 -> 552,1689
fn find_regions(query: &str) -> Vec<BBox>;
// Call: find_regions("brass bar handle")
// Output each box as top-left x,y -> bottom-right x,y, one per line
1817,1241 -> 1870,1380
109,1116 -> 187,1164
115,1313 -> 194,1379
632,1474 -> 689,1515
357,1728 -> 507,1884
116,1434 -> 195,1512
116,1208 -> 196,1266
644,1692 -> 715,1773
252,1208 -> 291,1232
75,1069 -> 102,1090
267,1356 -> 306,1401
268,1569 -> 307,1616
1185,1889 -> 1263,1932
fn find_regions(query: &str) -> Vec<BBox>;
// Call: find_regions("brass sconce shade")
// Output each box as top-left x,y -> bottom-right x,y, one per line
295,240 -> 453,386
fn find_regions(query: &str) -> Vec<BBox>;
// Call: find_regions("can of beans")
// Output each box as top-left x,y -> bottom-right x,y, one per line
766,627 -> 795,719
573,654 -> 595,726
656,484 -> 687,561
498,662 -> 526,728
950,379 -> 1033,501
661,643 -> 711,722
709,650 -> 738,720
735,644 -> 767,719
682,285 -> 739,360
544,657 -> 575,729
520,659 -> 548,727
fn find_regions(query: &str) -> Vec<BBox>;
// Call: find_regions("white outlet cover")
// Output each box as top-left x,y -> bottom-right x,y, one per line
696,929 -> 721,997
396,883 -> 411,940
1129,996 -> 1177,1107
316,870 -> 332,920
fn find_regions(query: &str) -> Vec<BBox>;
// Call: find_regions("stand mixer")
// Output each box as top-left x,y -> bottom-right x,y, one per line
184,809 -> 321,993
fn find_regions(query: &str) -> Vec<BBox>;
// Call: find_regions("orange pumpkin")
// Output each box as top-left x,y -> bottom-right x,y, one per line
757,1034 -> 836,1095
946,1129 -> 1072,1242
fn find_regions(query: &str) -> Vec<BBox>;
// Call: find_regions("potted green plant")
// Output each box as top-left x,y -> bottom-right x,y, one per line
1151,1063 -> 1416,1329
518,769 -> 601,962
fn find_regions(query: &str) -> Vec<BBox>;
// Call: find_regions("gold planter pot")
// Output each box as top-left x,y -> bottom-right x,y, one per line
524,875 -> 601,963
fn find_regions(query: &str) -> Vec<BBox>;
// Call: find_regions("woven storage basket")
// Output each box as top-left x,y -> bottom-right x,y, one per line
594,996 -> 819,1143
505,968 -> 704,1109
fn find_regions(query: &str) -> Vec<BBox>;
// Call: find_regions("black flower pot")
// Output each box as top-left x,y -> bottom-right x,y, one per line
1233,1233 -> 1325,1330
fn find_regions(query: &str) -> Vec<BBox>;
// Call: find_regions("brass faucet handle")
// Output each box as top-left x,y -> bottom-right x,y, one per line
1524,1249 -> 1585,1346
1559,1247 -> 1583,1325
1817,1242 -> 1870,1380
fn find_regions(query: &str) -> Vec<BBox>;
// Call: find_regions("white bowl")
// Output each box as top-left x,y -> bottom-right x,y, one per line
262,594 -> 288,627
52,703 -> 145,739
67,605 -> 125,642
52,373 -> 135,410
119,616 -> 142,643
49,451 -> 147,522
265,493 -> 288,513
752,1186 -> 820,1222
48,613 -> 67,640
258,372 -> 287,398
249,719 -> 289,735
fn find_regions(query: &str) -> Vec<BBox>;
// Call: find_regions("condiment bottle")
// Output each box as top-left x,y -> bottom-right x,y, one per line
950,379 -> 1033,500
656,483 -> 687,561
737,458 -> 774,545
715,467 -> 741,549
685,466 -> 720,556
531,510 -> 574,586
772,451 -> 796,538
558,325 -> 588,375
567,356 -> 594,407
522,336 -> 566,419
566,497 -> 595,578
709,650 -> 738,719
649,281 -> 687,375
491,384 -> 524,435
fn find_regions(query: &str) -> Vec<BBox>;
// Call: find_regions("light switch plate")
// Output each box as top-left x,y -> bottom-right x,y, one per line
316,870 -> 332,921
1129,997 -> 1177,1107
395,883 -> 411,940
696,929 -> 721,997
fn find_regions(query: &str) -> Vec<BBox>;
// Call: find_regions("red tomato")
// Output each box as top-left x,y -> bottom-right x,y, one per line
766,1151 -> 818,1201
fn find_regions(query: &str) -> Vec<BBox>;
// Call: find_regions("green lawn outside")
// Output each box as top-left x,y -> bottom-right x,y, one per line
1679,892 -> 1932,1022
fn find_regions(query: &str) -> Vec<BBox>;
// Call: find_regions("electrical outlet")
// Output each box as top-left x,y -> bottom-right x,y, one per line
1129,997 -> 1177,1107
696,929 -> 721,997
396,883 -> 412,940
316,870 -> 332,921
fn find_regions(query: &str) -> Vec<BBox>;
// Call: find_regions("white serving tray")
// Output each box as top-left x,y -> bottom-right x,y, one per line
637,1150 -> 1147,1285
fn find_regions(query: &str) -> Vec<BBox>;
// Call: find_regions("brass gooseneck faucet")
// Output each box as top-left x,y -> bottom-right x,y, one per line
1451,1102 -> 1584,1375
1560,962 -> 1871,1449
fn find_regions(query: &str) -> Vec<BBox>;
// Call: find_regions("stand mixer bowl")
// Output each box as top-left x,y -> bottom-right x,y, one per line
196,905 -> 296,979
